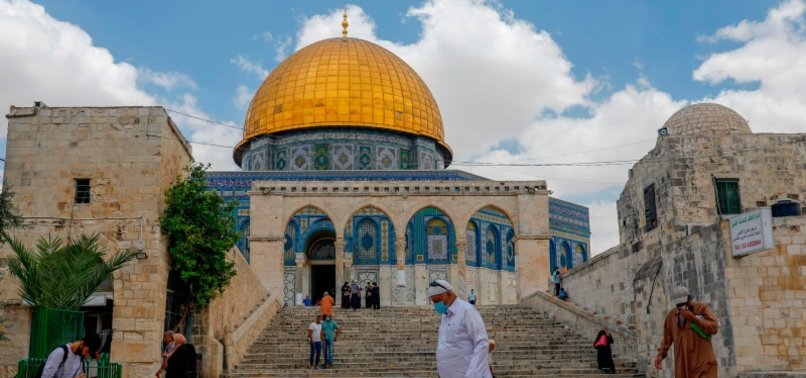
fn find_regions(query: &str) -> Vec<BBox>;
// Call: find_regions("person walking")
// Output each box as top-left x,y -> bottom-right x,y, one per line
593,327 -> 616,374
307,315 -> 324,369
320,314 -> 341,368
40,333 -> 101,378
349,279 -> 362,310
340,281 -> 351,309
468,288 -> 477,305
155,331 -> 175,378
427,279 -> 492,378
320,291 -> 334,318
654,286 -> 719,377
165,333 -> 197,378
551,268 -> 562,297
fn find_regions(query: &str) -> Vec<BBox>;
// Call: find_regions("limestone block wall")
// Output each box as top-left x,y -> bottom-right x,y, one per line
725,215 -> 806,371
561,215 -> 806,377
0,106 -> 192,378
195,247 -> 271,377
618,134 -> 806,245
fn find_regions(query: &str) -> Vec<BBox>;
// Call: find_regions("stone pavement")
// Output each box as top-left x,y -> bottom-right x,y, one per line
227,305 -> 642,377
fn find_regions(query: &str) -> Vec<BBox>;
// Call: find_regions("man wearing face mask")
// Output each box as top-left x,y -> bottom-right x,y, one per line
40,333 -> 101,378
427,279 -> 492,378
654,285 -> 719,377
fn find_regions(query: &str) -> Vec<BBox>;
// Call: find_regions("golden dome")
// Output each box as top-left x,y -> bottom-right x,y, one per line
238,37 -> 449,158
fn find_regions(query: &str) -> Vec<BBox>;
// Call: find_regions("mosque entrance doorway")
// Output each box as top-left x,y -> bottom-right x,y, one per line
307,234 -> 336,304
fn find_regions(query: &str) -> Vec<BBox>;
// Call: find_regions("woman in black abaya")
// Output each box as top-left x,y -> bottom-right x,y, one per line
593,327 -> 616,374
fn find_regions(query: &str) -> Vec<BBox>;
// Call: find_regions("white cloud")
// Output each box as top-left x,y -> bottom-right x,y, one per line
258,31 -> 293,62
230,55 -> 269,80
164,94 -> 241,171
0,0 -> 237,171
586,200 -> 620,255
234,85 -> 254,110
293,0 -> 685,255
694,0 -> 806,134
138,68 -> 197,91
0,0 -> 155,136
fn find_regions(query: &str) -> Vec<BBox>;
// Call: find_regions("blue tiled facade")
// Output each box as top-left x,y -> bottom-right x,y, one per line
239,129 -> 449,171
548,197 -> 591,272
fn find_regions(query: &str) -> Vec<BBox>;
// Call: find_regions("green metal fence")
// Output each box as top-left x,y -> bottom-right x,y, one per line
17,353 -> 122,378
28,307 -> 84,359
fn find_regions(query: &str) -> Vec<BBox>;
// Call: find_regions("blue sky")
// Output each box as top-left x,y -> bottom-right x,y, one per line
2,0 -> 804,254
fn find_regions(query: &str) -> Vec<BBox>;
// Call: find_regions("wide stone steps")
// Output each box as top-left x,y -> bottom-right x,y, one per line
228,305 -> 642,377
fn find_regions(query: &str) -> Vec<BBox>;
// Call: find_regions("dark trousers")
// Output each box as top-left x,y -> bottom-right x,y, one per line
309,341 -> 321,366
554,283 -> 561,296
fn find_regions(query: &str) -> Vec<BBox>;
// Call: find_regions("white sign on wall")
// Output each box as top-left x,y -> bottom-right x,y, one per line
729,208 -> 774,257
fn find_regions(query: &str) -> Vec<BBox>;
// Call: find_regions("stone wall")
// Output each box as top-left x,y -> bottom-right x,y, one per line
0,106 -> 192,377
195,247 -> 272,377
725,215 -> 806,372
561,215 -> 806,377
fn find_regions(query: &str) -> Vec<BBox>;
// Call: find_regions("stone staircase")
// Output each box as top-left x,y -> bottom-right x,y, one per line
228,305 -> 642,377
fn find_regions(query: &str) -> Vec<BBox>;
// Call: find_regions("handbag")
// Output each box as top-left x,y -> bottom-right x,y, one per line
594,334 -> 608,348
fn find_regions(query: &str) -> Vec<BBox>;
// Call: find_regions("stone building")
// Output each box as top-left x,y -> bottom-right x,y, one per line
0,30 -> 590,376
560,103 -> 806,377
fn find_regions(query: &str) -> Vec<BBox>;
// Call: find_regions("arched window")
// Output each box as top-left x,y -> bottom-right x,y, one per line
573,244 -> 586,268
465,222 -> 478,266
427,218 -> 449,262
238,220 -> 251,262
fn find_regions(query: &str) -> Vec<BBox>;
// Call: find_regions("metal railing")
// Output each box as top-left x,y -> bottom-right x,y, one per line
17,353 -> 122,378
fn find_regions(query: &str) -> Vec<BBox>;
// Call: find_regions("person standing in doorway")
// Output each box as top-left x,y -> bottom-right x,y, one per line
340,281 -> 351,309
654,286 -> 719,377
307,315 -> 323,369
468,288 -> 477,305
320,314 -> 341,368
427,279 -> 492,378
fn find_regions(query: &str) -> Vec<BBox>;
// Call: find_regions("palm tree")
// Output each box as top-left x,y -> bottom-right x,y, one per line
5,233 -> 137,310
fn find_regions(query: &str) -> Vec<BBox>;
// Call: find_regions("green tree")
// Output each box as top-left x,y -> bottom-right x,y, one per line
160,163 -> 239,308
5,233 -> 137,310
0,186 -> 23,342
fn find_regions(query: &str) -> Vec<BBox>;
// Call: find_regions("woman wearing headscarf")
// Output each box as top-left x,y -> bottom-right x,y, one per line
593,327 -> 616,374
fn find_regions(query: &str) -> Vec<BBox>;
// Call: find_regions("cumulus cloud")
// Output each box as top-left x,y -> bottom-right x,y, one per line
0,0 -> 237,170
694,0 -> 806,134
257,31 -> 293,62
294,0 -> 685,254
0,0 -> 155,136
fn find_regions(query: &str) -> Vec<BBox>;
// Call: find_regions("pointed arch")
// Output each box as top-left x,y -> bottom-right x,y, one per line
345,205 -> 396,265
469,206 -> 514,271
405,206 -> 456,264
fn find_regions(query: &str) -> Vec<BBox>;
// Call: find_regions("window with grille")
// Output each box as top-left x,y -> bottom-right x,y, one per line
75,179 -> 91,204
644,183 -> 657,231
714,179 -> 741,215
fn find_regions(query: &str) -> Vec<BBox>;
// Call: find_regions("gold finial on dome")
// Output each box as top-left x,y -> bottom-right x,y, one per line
342,9 -> 349,39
